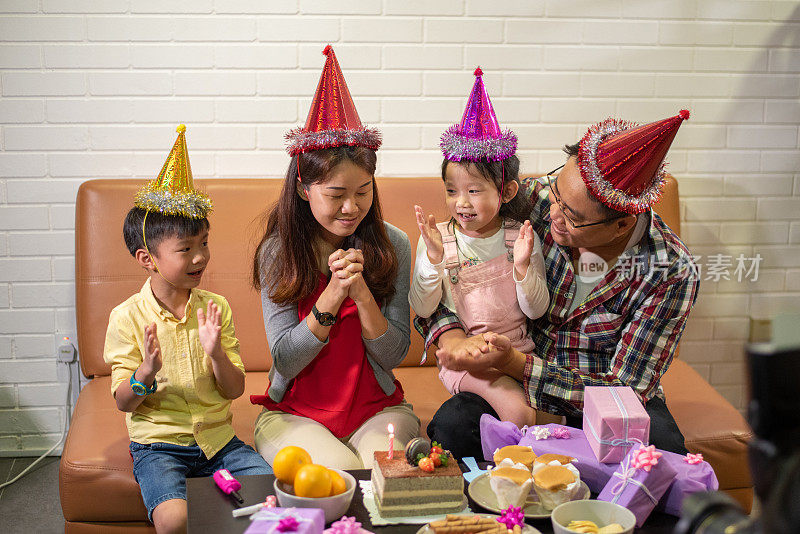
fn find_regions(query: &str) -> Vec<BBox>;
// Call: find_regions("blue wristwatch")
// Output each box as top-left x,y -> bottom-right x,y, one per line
130,369 -> 157,396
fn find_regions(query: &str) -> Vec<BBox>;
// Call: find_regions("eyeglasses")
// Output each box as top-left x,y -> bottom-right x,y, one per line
545,164 -> 628,229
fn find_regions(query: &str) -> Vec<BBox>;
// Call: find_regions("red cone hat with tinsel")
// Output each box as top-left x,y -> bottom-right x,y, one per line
286,45 -> 381,156
440,67 -> 517,162
578,110 -> 690,214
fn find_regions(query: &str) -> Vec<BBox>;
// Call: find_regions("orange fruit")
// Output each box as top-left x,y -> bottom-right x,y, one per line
328,469 -> 347,496
273,446 -> 312,485
294,463 -> 332,498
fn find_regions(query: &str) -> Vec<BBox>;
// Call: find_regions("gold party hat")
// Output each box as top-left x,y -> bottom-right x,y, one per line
134,124 -> 213,219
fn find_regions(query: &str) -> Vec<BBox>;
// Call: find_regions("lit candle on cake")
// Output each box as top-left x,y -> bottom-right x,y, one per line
387,424 -> 395,459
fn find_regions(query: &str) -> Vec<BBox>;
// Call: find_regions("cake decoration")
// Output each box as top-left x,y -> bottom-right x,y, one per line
404,437 -> 432,465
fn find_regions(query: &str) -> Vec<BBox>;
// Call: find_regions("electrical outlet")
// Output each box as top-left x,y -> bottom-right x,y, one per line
56,333 -> 77,363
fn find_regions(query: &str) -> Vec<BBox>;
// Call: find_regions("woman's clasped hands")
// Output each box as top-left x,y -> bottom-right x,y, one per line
327,247 -> 372,304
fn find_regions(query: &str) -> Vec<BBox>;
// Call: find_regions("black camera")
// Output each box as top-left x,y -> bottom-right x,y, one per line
675,333 -> 800,534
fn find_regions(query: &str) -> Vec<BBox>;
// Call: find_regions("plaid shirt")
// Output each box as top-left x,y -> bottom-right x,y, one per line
415,179 -> 699,417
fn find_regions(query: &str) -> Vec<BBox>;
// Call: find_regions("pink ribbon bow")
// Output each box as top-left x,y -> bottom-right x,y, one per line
631,445 -> 662,472
276,517 -> 299,532
498,506 -> 525,529
552,427 -> 571,439
329,516 -> 362,534
684,453 -> 703,465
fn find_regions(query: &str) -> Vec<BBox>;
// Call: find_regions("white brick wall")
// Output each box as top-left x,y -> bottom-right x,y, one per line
1,1 -> 799,454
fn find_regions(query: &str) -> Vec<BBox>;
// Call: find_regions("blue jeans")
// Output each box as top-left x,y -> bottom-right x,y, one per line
130,436 -> 272,520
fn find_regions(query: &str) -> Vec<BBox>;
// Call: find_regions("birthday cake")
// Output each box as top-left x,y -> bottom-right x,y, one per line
371,441 -> 464,518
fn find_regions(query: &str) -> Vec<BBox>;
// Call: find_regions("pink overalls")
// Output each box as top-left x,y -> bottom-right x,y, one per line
437,221 -> 537,394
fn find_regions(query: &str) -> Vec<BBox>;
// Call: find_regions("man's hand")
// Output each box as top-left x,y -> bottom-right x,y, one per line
415,205 -> 444,265
140,322 -> 162,380
513,220 -> 535,279
436,332 -> 517,375
197,300 -> 223,360
436,332 -> 494,373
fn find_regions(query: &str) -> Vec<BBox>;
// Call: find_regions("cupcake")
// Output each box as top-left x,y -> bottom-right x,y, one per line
488,458 -> 533,508
530,460 -> 581,511
493,445 -> 537,471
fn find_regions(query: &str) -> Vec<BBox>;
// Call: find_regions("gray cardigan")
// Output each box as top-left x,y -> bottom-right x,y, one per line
260,222 -> 411,403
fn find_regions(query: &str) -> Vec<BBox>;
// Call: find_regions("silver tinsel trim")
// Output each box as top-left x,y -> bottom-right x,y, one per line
439,125 -> 518,162
134,184 -> 213,219
285,126 -> 382,156
578,118 -> 666,215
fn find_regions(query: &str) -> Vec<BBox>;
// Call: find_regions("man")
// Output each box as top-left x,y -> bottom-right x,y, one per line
418,110 -> 698,458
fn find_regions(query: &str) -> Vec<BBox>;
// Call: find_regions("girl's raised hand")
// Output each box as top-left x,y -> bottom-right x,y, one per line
414,205 -> 444,265
513,220 -> 535,279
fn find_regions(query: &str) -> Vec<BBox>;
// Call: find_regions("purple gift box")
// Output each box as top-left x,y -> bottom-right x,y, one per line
583,386 -> 650,463
480,415 -> 719,517
597,445 -> 677,527
244,507 -> 325,534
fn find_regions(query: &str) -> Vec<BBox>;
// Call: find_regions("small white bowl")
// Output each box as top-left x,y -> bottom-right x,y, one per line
273,469 -> 356,524
551,500 -> 636,534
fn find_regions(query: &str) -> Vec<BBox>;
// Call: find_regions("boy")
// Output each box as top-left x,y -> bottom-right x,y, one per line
104,125 -> 270,534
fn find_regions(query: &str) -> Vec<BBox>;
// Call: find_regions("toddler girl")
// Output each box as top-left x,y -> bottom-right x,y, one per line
409,68 -> 549,428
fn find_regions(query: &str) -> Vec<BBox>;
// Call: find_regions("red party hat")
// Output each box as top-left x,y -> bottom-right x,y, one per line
440,67 -> 517,162
578,109 -> 690,214
286,45 -> 381,156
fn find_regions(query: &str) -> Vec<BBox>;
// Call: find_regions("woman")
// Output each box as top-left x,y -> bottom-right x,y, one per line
250,46 -> 419,469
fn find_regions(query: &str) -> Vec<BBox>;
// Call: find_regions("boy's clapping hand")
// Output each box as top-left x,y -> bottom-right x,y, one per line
197,300 -> 223,359
141,322 -> 162,377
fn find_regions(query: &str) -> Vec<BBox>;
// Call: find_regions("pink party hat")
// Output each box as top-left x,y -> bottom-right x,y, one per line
440,67 -> 517,162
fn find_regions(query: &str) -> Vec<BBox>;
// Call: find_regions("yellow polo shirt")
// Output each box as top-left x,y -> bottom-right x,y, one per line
103,278 -> 245,458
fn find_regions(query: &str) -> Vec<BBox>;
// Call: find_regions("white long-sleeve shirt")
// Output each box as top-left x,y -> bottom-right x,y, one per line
409,222 -> 549,320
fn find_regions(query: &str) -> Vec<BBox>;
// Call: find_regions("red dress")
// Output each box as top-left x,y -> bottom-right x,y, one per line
251,273 -> 404,438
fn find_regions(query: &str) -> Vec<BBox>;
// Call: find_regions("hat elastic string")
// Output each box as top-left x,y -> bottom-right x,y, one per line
142,210 -> 178,289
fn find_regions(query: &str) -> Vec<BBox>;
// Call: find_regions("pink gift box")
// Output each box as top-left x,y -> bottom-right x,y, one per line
583,386 -> 650,463
244,507 -> 325,534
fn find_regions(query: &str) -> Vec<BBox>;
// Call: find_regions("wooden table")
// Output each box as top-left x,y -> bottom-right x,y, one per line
187,469 -> 679,533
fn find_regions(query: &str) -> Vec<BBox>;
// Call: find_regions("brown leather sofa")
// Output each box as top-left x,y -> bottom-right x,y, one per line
60,176 -> 753,532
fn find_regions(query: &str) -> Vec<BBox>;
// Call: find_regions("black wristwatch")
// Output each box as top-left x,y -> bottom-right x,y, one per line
311,305 -> 336,326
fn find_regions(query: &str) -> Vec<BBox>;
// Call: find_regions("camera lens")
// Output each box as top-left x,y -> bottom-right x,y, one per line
675,492 -> 755,534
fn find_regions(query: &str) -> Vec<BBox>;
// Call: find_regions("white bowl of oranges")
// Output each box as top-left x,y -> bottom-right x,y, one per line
272,446 -> 356,524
